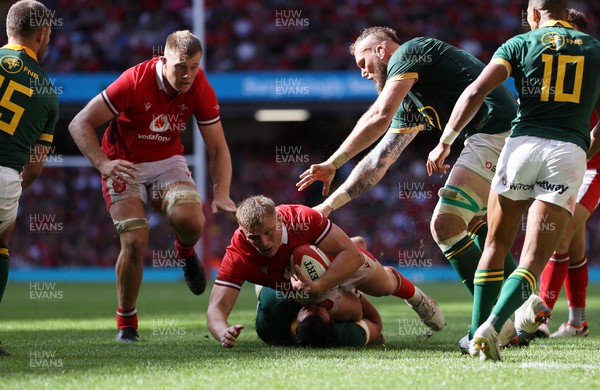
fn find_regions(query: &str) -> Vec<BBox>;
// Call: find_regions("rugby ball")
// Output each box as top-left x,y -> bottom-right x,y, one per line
290,244 -> 331,281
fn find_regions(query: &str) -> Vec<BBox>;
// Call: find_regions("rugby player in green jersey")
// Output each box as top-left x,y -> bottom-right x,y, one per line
255,286 -> 384,347
0,0 -> 59,357
255,236 -> 384,347
429,0 -> 600,361
297,27 -> 524,349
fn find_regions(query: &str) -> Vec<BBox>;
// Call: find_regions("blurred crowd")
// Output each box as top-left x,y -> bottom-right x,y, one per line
0,1 -> 598,72
4,0 -> 600,271
11,146 -> 600,271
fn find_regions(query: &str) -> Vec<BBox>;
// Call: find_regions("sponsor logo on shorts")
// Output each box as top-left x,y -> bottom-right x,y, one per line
501,178 -> 569,194
501,178 -> 534,191
536,180 -> 569,194
485,161 -> 496,172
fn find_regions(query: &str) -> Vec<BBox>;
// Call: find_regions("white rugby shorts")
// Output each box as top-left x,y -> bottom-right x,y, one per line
101,155 -> 197,210
491,135 -> 585,214
0,166 -> 22,235
454,131 -> 509,183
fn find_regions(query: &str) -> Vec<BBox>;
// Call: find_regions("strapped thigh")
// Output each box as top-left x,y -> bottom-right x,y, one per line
433,184 -> 486,225
113,218 -> 149,235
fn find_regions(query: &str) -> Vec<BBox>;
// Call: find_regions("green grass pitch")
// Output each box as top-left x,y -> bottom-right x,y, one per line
1,281 -> 599,389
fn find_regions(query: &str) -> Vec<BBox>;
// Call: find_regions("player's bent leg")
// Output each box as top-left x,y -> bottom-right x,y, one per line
110,198 -> 149,342
431,166 -> 490,296
350,236 -> 367,250
548,229 -> 590,338
358,264 -> 445,331
469,193 -> 529,339
0,235 -> 12,355
0,224 -> 15,306
490,201 -> 569,342
539,204 -> 589,336
165,186 -> 207,295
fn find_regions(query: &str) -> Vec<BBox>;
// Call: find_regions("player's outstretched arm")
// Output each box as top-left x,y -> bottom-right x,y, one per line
199,122 -> 236,213
297,79 -> 413,195
21,144 -> 49,190
313,131 -> 418,217
207,284 -> 244,348
427,62 -> 507,176
68,94 -> 138,184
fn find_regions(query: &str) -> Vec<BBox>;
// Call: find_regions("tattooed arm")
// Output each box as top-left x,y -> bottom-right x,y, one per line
314,130 -> 418,217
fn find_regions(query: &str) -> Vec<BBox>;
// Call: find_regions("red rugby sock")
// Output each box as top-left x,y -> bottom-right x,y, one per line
116,307 -> 138,329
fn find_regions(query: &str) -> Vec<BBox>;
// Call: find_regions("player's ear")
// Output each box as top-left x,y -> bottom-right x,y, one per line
34,28 -> 46,45
375,45 -> 385,60
531,7 -> 541,28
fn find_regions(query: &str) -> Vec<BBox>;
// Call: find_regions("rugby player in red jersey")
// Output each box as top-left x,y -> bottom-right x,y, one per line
69,30 -> 235,342
207,195 -> 445,348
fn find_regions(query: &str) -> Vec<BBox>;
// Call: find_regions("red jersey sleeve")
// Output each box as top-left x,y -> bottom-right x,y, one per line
214,232 -> 247,290
214,252 -> 244,291
194,71 -> 221,126
101,66 -> 137,116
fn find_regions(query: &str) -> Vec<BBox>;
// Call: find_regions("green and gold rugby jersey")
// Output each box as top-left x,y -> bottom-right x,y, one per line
388,37 -> 517,137
493,20 -> 600,151
0,44 -> 58,172
255,287 -> 368,347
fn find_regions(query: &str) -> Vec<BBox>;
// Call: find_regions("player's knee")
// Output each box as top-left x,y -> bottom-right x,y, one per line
119,232 -> 148,261
172,210 -> 205,240
161,184 -> 202,219
431,213 -> 463,243
431,184 -> 483,243
350,236 -> 367,250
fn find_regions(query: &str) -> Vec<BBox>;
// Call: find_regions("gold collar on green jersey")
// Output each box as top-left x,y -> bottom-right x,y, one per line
540,20 -> 574,29
1,44 -> 38,63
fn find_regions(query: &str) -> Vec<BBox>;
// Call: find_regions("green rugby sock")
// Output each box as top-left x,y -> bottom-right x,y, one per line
0,247 -> 9,304
468,221 -> 517,278
490,268 -> 536,332
444,235 -> 481,296
470,268 -> 503,338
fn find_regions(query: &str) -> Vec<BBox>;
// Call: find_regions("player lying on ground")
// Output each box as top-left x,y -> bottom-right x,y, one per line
207,195 -> 444,348
256,285 -> 384,347
256,236 -> 384,347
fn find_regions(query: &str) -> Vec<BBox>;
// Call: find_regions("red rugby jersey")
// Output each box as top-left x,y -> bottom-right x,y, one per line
100,57 -> 220,163
215,205 -> 332,292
